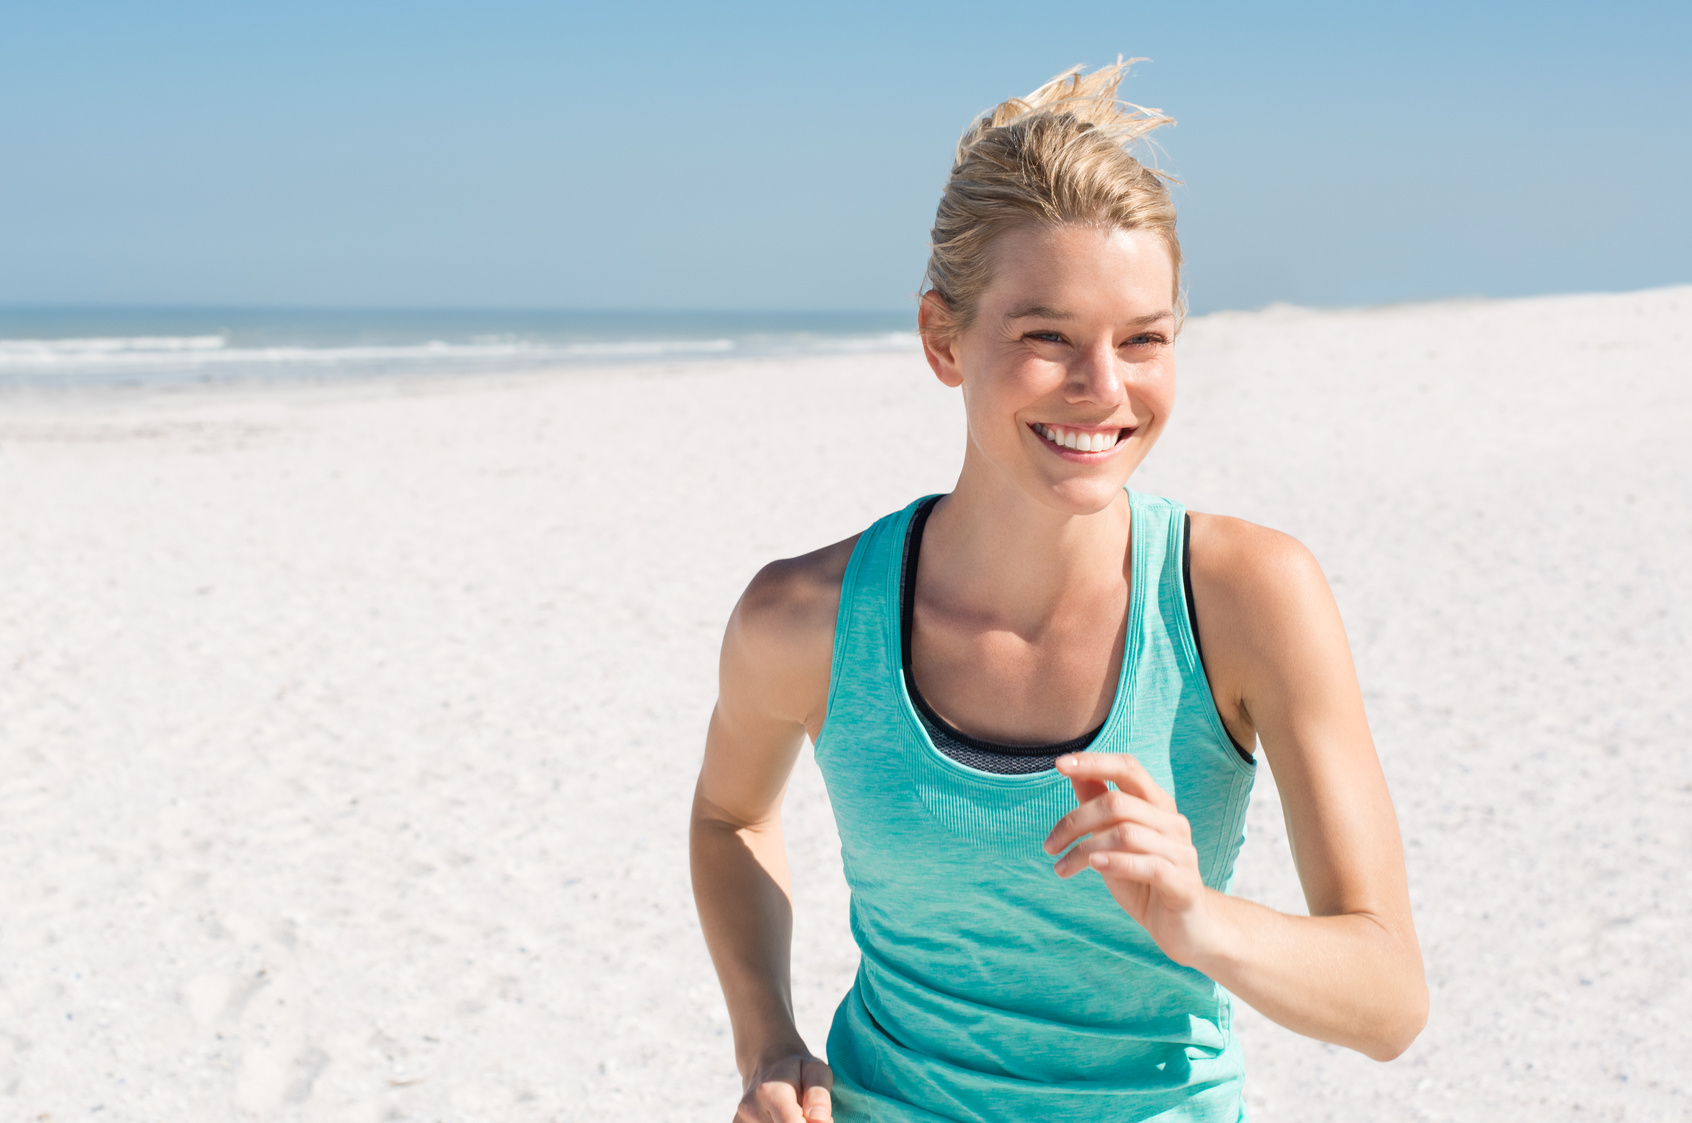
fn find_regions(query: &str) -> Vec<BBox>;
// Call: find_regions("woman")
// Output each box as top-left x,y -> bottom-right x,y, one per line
691,62 -> 1427,1123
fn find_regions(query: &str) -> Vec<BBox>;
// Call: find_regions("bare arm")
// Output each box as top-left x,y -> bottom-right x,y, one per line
1045,516 -> 1427,1060
691,541 -> 853,1122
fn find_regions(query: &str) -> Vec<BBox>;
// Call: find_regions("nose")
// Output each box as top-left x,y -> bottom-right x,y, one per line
1064,339 -> 1128,408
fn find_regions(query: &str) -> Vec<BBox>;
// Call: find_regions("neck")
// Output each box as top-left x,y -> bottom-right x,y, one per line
924,450 -> 1131,635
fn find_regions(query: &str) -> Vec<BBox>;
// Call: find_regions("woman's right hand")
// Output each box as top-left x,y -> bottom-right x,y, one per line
736,1052 -> 833,1122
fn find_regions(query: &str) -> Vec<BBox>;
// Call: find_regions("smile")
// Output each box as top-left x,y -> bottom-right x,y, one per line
1031,423 -> 1127,454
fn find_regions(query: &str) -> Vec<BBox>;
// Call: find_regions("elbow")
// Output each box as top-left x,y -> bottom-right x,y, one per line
1362,981 -> 1428,1062
1349,912 -> 1429,1062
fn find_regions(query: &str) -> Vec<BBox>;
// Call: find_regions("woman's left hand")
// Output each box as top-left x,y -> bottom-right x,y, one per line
1044,751 -> 1216,966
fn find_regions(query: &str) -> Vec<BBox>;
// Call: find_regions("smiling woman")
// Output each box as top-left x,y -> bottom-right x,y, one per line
690,61 -> 1426,1123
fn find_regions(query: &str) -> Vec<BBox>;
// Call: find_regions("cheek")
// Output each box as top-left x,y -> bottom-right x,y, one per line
962,358 -> 1047,423
1138,361 -> 1177,420
961,384 -> 1021,447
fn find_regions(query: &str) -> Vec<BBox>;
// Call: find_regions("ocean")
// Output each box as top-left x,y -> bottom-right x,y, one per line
0,307 -> 919,389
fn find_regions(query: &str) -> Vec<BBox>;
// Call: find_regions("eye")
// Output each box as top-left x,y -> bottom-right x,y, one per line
1122,333 -> 1168,348
1024,331 -> 1067,345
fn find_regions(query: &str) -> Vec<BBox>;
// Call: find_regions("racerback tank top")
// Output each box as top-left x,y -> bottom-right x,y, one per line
814,489 -> 1257,1122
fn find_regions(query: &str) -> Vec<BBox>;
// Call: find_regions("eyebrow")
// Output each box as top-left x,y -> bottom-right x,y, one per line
1004,304 -> 1074,321
1003,305 -> 1173,325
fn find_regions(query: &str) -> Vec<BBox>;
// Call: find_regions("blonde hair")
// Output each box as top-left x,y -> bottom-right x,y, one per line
923,60 -> 1181,334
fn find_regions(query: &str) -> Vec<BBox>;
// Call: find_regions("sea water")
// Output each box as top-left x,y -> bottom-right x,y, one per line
0,307 -> 918,389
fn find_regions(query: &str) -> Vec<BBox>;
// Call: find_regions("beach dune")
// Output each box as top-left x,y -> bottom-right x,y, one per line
0,287 -> 1687,1120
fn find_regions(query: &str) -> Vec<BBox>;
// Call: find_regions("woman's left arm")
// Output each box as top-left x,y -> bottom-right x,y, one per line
1044,516 -> 1428,1061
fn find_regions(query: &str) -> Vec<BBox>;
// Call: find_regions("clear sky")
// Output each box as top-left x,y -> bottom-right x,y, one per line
2,0 -> 1687,313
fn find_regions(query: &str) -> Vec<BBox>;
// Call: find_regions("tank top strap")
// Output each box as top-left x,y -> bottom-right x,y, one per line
1125,487 -> 1188,662
818,497 -> 932,766
1126,486 -> 1182,564
1126,488 -> 1245,752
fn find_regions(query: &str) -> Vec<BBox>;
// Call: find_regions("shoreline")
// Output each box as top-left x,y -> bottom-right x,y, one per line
3,282 -> 1685,404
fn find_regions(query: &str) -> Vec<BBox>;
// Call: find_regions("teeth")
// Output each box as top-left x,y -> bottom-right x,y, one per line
1036,423 -> 1119,453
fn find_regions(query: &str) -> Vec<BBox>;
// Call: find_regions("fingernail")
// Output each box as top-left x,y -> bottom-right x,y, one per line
1090,852 -> 1109,869
1057,755 -> 1075,769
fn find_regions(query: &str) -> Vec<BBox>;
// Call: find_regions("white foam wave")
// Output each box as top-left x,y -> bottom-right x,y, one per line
808,332 -> 920,354
0,329 -> 918,387
0,336 -> 738,369
0,335 -> 228,359
554,339 -> 735,358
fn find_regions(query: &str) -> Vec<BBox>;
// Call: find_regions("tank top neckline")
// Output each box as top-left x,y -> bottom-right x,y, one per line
884,490 -> 1148,784
899,495 -> 1107,771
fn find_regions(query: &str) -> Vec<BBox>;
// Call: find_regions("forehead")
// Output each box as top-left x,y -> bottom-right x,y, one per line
982,224 -> 1175,320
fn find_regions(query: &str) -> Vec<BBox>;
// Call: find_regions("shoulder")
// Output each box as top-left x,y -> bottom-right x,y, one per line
721,534 -> 860,729
732,534 -> 859,653
1186,511 -> 1330,606
1185,510 -> 1351,695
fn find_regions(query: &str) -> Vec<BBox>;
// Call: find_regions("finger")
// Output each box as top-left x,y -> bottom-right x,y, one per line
1054,819 -> 1190,878
1054,820 -> 1192,877
1058,751 -> 1121,803
1056,751 -> 1158,800
1056,752 -> 1176,811
800,1058 -> 834,1121
1044,787 -> 1186,856
1064,761 -> 1111,819
749,1079 -> 804,1123
1088,849 -> 1180,888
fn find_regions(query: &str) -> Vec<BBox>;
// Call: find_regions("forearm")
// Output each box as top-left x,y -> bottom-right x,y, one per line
1188,890 -> 1427,1060
689,801 -> 810,1074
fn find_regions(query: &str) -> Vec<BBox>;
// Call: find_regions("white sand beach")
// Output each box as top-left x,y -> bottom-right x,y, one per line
1,286 -> 1688,1121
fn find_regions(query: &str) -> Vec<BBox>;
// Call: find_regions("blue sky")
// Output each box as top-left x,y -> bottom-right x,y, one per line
2,0 -> 1687,313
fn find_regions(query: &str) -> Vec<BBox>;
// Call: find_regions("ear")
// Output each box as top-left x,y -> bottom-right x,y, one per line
918,292 -> 965,389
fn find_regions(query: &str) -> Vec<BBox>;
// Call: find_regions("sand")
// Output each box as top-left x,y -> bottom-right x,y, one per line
0,286 -> 1688,1121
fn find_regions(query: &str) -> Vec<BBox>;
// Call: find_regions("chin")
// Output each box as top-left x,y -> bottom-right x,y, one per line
1034,475 -> 1133,516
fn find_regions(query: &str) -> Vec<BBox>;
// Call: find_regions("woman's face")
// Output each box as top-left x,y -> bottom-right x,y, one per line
923,223 -> 1177,517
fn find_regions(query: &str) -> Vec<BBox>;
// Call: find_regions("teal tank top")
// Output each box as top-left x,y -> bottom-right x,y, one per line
814,490 -> 1257,1123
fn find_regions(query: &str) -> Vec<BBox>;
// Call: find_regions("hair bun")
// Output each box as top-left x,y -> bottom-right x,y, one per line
956,58 -> 1174,170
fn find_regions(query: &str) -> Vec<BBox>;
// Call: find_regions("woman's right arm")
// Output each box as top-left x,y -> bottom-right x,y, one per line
691,542 -> 853,1123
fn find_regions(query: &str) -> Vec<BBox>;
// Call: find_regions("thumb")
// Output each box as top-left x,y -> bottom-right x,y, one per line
800,1058 -> 834,1121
